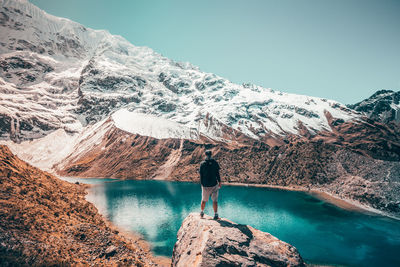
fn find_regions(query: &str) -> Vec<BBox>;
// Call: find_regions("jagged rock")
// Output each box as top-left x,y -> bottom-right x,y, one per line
172,213 -> 305,267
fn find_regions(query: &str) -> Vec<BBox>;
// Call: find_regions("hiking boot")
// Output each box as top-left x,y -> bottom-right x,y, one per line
200,211 -> 204,218
213,213 -> 219,220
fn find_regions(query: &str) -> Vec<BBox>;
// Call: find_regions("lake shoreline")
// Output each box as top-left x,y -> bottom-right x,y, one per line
81,182 -> 172,266
224,182 -> 387,216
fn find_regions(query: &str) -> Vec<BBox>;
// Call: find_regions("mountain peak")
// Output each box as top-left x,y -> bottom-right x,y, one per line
348,90 -> 400,123
0,0 -> 360,143
371,89 -> 395,97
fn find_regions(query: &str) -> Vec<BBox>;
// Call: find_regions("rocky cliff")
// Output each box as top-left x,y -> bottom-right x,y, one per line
348,90 -> 400,124
172,213 -> 305,267
0,145 -> 158,266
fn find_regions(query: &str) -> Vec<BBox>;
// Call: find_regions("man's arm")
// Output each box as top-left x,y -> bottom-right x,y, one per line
216,162 -> 221,186
199,163 -> 204,185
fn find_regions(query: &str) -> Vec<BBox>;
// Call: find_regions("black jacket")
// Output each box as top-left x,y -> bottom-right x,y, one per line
199,158 -> 221,187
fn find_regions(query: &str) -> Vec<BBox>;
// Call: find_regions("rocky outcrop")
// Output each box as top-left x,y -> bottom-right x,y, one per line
0,145 -> 157,266
172,213 -> 305,267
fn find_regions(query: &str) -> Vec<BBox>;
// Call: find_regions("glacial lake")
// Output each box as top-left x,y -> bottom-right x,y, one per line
63,178 -> 400,266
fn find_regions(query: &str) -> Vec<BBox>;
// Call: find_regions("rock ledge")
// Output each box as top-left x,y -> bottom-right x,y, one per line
172,213 -> 305,267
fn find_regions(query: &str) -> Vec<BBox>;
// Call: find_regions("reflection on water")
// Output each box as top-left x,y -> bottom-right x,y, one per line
68,178 -> 400,266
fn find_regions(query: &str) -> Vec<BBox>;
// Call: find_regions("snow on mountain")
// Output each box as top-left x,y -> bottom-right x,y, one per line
112,108 -> 196,140
0,0 -> 109,57
348,90 -> 400,123
0,0 -> 360,144
1,128 -> 77,171
1,116 -> 112,171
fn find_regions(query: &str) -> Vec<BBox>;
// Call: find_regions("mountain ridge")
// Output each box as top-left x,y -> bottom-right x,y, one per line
1,0 -> 360,144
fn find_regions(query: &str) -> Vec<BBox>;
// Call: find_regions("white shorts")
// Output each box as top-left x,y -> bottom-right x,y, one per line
201,184 -> 219,202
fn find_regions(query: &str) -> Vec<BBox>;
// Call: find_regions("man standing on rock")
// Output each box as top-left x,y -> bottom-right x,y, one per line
199,150 -> 221,220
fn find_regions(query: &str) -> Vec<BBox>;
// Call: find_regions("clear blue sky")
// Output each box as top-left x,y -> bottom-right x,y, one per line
30,0 -> 400,104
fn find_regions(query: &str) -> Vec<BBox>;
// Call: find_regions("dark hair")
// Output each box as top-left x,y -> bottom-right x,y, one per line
205,150 -> 212,156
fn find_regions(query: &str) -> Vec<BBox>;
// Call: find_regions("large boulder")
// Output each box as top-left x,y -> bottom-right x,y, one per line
172,213 -> 305,267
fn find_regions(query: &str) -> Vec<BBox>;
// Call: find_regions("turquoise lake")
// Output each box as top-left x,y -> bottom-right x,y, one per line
63,178 -> 400,266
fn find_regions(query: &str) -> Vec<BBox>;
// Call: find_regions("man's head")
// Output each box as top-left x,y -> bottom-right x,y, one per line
205,150 -> 212,159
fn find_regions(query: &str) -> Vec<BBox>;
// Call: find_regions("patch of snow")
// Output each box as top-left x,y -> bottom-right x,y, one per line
0,118 -> 113,172
0,129 -> 77,171
112,108 -> 195,139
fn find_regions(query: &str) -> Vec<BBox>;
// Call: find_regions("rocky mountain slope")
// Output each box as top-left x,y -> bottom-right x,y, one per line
348,90 -> 400,124
0,144 -> 161,266
172,213 -> 305,267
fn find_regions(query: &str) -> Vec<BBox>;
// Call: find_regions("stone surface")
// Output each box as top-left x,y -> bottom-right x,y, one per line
172,213 -> 305,267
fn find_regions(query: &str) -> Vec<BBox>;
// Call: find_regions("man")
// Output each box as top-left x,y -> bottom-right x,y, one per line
199,150 -> 221,220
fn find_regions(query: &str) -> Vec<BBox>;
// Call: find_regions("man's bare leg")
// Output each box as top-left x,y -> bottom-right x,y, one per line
200,201 -> 206,217
213,201 -> 218,213
212,201 -> 219,219
201,201 -> 206,211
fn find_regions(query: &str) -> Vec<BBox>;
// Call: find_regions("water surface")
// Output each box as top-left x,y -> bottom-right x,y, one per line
65,178 -> 400,266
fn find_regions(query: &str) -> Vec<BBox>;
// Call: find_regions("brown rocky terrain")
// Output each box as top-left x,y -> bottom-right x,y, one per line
55,120 -> 183,179
0,145 -> 162,266
313,111 -> 400,161
172,213 -> 305,267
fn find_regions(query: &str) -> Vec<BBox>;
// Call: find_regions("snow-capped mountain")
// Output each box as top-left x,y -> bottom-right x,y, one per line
0,0 -> 360,144
348,90 -> 400,124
